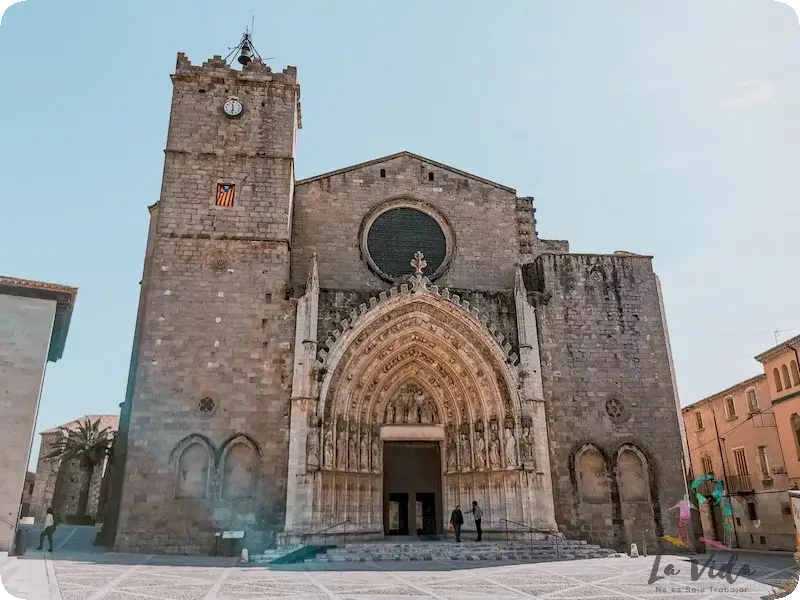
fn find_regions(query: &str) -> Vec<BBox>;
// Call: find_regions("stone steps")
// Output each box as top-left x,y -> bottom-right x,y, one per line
251,540 -> 621,565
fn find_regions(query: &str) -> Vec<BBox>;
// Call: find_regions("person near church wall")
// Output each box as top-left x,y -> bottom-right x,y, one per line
449,504 -> 464,542
471,500 -> 483,542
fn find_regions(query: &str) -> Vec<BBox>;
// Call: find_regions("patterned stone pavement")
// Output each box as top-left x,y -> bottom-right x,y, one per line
1,550 -> 796,599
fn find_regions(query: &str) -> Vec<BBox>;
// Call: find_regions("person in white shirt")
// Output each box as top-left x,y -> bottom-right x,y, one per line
471,500 -> 483,542
36,508 -> 56,552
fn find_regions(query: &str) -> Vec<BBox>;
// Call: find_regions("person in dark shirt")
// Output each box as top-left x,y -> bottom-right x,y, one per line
449,504 -> 464,542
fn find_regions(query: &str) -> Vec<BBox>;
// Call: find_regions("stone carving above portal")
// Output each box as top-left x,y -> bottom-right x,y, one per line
504,424 -> 518,468
322,419 -> 334,468
382,382 -> 440,425
459,424 -> 472,472
371,425 -> 381,473
519,417 -> 535,470
359,424 -> 370,471
446,425 -> 458,473
336,419 -> 348,470
474,423 -> 487,471
348,422 -> 359,471
488,421 -> 502,470
307,415 -> 321,472
315,251 -> 521,371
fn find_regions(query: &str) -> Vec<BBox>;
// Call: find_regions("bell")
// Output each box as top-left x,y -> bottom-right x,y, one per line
238,42 -> 253,66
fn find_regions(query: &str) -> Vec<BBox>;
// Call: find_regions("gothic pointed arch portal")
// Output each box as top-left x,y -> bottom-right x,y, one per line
310,267 -> 541,535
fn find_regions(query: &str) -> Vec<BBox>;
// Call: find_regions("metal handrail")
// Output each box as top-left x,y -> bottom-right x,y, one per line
300,519 -> 352,550
0,515 -> 15,528
499,518 -> 561,558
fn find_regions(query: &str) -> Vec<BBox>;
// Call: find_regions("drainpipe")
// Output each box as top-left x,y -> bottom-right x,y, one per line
712,406 -> 739,547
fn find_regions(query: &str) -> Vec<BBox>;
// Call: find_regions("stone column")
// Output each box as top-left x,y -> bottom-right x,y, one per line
284,256 -> 320,534
514,267 -> 558,531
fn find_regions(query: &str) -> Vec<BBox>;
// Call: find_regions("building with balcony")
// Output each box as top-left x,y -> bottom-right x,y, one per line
682,335 -> 800,552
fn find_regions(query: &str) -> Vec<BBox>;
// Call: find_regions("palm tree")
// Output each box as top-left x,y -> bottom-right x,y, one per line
44,418 -> 113,518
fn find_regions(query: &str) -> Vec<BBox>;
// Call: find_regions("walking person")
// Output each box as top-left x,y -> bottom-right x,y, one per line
470,500 -> 483,542
667,493 -> 697,547
449,504 -> 464,543
36,508 -> 56,552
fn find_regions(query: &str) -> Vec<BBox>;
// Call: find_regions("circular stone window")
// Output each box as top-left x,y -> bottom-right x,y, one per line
605,396 -> 630,424
361,203 -> 453,283
196,397 -> 217,418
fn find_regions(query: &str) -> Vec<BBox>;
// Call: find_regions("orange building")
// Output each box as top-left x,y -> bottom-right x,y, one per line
682,334 -> 800,551
755,334 -> 800,489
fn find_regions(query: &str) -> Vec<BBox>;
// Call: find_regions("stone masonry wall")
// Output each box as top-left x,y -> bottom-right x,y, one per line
101,205 -> 159,547
729,491 -> 795,551
0,295 -> 56,551
30,431 -> 61,523
291,154 -> 542,293
116,238 -> 295,555
114,55 -> 299,555
525,253 -> 685,552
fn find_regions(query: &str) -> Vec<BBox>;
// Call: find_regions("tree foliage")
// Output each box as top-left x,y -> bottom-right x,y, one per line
44,418 -> 113,517
45,418 -> 113,467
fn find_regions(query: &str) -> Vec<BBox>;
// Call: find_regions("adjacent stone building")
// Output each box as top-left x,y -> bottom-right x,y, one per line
106,49 -> 686,555
0,276 -> 77,552
30,414 -> 119,524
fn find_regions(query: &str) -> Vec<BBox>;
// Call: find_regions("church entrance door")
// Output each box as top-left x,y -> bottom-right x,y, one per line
383,441 -> 443,536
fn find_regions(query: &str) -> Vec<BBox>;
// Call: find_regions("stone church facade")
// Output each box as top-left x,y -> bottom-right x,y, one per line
105,50 -> 686,555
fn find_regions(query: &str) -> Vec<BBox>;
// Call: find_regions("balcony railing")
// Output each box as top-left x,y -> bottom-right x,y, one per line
725,474 -> 754,494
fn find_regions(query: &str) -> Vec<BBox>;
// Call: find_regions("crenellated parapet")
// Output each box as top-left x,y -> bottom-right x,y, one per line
174,52 -> 298,83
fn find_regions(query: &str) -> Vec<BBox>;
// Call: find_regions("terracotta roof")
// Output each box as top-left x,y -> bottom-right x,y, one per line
682,373 -> 766,411
295,151 -> 516,193
40,414 -> 119,435
0,276 -> 78,362
755,333 -> 800,363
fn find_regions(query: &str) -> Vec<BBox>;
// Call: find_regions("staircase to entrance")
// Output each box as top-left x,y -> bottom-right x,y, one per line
253,519 -> 622,565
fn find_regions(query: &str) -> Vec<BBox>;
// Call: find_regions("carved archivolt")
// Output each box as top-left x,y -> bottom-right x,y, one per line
319,288 -> 520,425
315,269 -> 529,476
317,278 -> 519,369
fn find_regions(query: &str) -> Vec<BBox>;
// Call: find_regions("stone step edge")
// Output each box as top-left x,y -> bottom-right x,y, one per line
310,553 -> 622,563
252,552 -> 622,564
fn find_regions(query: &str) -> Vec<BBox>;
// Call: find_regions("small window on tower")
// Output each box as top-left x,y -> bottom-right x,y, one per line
428,172 -> 434,181
216,183 -> 235,207
380,169 -> 386,178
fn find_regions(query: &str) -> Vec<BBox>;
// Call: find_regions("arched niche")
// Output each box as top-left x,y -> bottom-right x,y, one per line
616,445 -> 650,502
171,434 -> 215,500
575,444 -> 610,504
219,435 -> 261,500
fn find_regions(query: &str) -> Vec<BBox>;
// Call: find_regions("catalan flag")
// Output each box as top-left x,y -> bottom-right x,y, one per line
216,183 -> 235,207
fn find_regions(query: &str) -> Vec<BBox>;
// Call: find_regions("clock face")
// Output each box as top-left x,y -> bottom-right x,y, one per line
223,98 -> 244,117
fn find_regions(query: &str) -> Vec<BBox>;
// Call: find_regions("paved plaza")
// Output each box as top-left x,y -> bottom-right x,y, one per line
1,547 -> 796,599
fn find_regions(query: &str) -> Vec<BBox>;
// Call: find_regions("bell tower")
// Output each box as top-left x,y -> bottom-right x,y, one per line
113,38 -> 302,554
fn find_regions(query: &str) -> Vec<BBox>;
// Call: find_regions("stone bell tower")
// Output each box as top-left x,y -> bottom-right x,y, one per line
112,43 -> 302,554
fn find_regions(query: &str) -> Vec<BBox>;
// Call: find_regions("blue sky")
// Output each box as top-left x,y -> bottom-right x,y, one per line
2,0 -> 799,467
